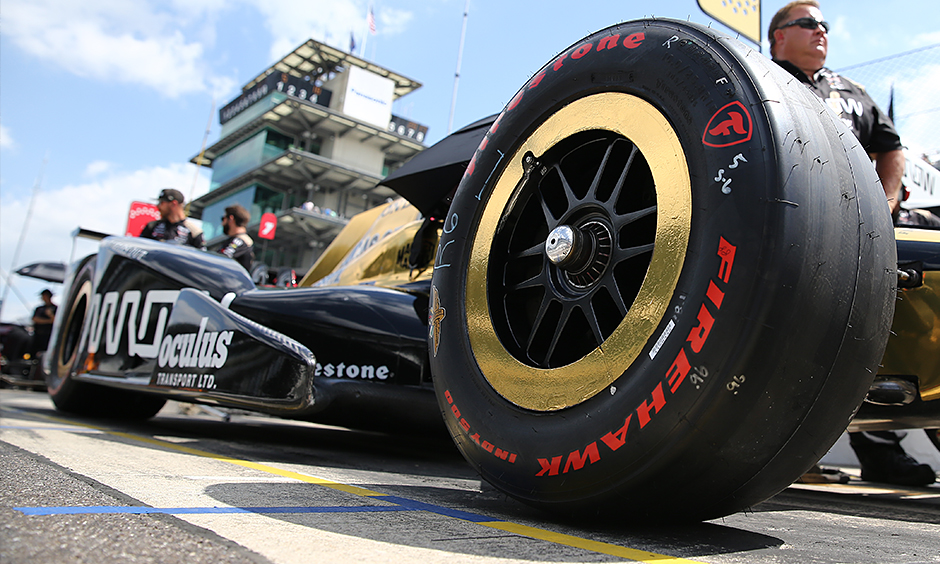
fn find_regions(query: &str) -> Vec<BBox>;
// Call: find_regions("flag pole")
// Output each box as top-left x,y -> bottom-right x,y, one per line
448,0 -> 471,134
360,4 -> 372,58
0,155 -> 47,321
189,98 -> 216,213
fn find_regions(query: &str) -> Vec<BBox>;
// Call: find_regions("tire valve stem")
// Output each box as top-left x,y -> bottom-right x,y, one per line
897,268 -> 923,289
522,153 -> 540,175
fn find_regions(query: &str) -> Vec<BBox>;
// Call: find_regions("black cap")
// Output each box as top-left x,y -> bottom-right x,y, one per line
157,188 -> 185,204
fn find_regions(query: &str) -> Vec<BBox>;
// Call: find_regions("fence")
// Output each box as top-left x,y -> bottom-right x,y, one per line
837,43 -> 940,169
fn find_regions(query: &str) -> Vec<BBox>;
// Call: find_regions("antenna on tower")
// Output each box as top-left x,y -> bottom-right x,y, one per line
448,0 -> 471,134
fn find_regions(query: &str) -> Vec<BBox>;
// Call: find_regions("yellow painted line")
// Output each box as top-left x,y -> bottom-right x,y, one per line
481,521 -> 706,563
9,407 -> 711,563
20,411 -> 383,497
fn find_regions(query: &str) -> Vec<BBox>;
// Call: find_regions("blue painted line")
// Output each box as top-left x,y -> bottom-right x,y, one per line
15,505 -> 419,516
378,495 -> 494,523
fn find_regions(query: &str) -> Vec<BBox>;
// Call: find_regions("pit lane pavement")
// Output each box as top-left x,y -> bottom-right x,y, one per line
1,388 -> 939,564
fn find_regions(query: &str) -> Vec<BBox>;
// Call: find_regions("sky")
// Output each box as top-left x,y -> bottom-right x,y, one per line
1,0 -> 939,323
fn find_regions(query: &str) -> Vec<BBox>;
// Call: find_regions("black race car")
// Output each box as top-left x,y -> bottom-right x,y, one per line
42,19 -> 940,522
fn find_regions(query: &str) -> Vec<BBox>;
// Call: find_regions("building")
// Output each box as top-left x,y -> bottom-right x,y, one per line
189,38 -> 428,276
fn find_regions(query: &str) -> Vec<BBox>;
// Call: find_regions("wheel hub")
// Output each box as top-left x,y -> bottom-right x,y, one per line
546,220 -> 612,289
545,225 -> 579,266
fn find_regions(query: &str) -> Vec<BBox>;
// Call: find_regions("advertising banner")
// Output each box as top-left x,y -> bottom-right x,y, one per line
903,150 -> 940,209
126,201 -> 161,237
259,212 -> 278,240
342,65 -> 394,129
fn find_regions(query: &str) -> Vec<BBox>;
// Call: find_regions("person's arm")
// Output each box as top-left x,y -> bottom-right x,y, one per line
874,149 -> 905,214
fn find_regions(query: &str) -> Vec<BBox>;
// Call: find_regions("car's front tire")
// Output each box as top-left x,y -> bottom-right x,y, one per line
46,256 -> 166,419
429,18 -> 897,522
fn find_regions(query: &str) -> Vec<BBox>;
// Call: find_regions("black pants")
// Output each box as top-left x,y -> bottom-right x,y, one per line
849,430 -> 906,450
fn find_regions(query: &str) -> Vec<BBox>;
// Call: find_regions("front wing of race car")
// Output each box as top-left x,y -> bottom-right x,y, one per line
77,287 -> 317,412
44,236 -> 440,431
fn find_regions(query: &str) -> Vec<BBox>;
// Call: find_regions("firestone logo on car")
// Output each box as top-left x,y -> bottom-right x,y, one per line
314,362 -> 390,380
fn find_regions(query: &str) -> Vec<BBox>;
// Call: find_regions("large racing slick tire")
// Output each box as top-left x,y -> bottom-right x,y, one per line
428,19 -> 897,522
46,256 -> 166,419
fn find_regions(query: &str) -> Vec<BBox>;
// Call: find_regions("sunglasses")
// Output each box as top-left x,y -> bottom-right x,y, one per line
778,17 -> 830,33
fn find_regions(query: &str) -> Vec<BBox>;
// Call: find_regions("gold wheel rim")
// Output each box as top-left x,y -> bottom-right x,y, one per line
466,93 -> 692,411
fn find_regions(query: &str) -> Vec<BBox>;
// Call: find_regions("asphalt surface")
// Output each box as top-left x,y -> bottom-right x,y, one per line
2,388 -> 939,564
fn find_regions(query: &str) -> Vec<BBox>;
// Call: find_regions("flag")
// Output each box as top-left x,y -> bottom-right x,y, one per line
697,0 -> 761,45
367,7 -> 376,35
349,32 -> 356,53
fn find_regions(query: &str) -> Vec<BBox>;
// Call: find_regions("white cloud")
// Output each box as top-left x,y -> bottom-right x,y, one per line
830,15 -> 852,43
376,7 -> 414,36
246,0 -> 413,60
83,160 -> 113,177
0,125 -> 14,150
0,162 -> 210,322
0,0 -> 235,98
0,0 -> 412,99
912,30 -> 940,47
251,0 -> 364,60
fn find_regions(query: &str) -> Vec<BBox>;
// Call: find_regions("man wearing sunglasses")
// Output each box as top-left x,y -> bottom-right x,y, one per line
769,2 -> 934,487
218,204 -> 254,271
769,1 -> 904,215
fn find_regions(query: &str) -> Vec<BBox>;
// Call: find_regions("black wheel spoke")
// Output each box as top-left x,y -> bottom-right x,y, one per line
526,293 -> 557,356
538,180 -> 559,226
510,242 -> 545,261
583,302 -> 607,348
608,143 -> 639,207
601,278 -> 630,317
556,164 -> 581,210
544,304 -> 575,363
613,204 -> 657,228
585,140 -> 618,202
505,262 -> 549,293
528,300 -> 575,366
612,243 -> 655,265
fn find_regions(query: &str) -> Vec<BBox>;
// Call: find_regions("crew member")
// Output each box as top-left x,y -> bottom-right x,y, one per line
140,188 -> 206,249
28,289 -> 56,356
218,204 -> 254,271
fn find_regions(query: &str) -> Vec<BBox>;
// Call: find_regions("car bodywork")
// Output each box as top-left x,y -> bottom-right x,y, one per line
851,227 -> 940,431
38,183 -> 940,438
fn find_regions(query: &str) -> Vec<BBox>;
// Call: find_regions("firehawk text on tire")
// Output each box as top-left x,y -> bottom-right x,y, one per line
429,19 -> 897,522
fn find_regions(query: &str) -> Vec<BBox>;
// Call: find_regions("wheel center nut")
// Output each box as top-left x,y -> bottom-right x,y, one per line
546,226 -> 577,265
